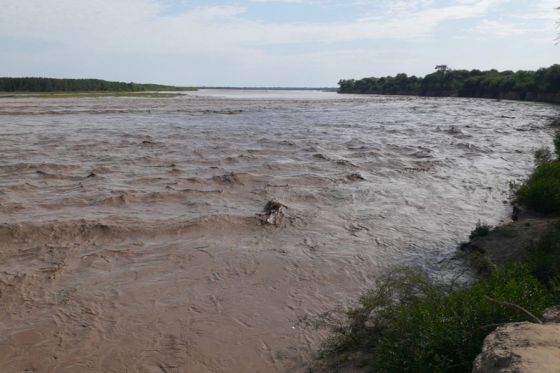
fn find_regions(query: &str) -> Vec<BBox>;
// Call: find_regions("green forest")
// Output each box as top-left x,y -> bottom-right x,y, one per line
0,77 -> 194,92
338,64 -> 560,103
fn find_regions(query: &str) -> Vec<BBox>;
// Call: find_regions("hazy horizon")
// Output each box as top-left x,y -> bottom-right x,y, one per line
2,0 -> 559,87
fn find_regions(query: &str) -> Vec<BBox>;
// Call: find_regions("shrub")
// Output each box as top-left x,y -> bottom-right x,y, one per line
319,265 -> 555,373
534,147 -> 552,165
469,221 -> 491,239
550,118 -> 560,128
376,266 -> 553,372
527,227 -> 560,288
508,180 -> 522,199
517,160 -> 560,213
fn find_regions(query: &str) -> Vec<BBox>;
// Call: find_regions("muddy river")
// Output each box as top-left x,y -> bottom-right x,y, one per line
0,90 -> 557,372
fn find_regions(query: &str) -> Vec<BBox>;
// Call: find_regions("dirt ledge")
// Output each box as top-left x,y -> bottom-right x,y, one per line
472,318 -> 560,373
462,208 -> 560,372
461,208 -> 560,271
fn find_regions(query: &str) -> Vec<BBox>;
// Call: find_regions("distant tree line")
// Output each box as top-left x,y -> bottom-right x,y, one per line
338,65 -> 560,103
0,77 -> 194,92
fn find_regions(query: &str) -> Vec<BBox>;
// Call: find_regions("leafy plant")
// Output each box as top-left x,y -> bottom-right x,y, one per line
318,265 -> 555,373
534,147 -> 552,165
469,221 -> 491,239
527,227 -> 560,288
517,160 -> 560,214
375,265 -> 552,373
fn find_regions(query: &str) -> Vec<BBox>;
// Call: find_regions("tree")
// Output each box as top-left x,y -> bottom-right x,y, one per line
435,65 -> 449,73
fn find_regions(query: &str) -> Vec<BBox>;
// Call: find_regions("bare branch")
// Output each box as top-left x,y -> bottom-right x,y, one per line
484,295 -> 543,324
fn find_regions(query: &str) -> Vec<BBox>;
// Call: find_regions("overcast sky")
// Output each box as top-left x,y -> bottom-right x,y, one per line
1,0 -> 559,87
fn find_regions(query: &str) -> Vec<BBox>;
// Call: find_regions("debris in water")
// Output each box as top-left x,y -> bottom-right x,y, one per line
257,199 -> 287,226
346,173 -> 366,182
213,172 -> 242,185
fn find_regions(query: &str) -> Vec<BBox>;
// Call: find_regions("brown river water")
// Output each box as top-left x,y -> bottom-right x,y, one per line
0,90 -> 557,372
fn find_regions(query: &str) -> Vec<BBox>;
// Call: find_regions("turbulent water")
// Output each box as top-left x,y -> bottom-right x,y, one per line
0,90 -> 557,372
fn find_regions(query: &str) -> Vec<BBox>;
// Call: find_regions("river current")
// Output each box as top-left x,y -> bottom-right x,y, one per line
0,90 -> 557,372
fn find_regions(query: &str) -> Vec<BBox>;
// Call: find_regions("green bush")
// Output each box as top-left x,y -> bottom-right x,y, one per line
517,160 -> 560,213
534,147 -> 552,165
469,221 -> 491,239
527,227 -> 560,288
377,266 -> 555,372
320,265 -> 556,373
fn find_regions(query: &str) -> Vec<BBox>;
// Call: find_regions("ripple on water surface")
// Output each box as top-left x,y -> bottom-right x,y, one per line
0,92 -> 557,372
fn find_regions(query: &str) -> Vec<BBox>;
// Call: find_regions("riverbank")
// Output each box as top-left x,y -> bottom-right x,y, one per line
0,77 -> 196,93
0,91 -> 194,98
313,126 -> 560,372
338,65 -> 560,105
462,209 -> 560,274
